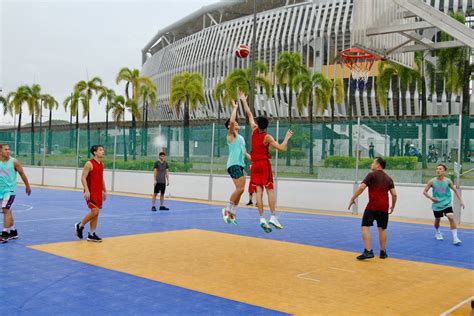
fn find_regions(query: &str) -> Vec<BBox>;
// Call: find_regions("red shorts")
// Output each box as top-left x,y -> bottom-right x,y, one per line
249,159 -> 274,191
87,192 -> 103,209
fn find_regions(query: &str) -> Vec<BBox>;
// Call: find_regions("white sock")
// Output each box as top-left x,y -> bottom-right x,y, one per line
2,228 -> 7,232
226,201 -> 234,211
435,228 -> 441,233
451,229 -> 458,239
230,204 -> 237,215
9,226 -> 15,231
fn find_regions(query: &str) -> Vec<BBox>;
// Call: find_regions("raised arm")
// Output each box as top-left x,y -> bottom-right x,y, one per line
14,159 -> 31,196
228,100 -> 238,141
448,179 -> 465,209
239,92 -> 257,130
264,129 -> 293,152
423,180 -> 438,203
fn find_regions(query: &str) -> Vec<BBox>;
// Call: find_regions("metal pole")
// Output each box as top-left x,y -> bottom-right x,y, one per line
353,117 -> 361,214
274,120 -> 280,203
41,128 -> 46,186
208,123 -> 215,201
456,109 -> 462,188
74,128 -> 80,189
13,129 -> 17,157
249,0 -> 257,115
112,134 -> 117,192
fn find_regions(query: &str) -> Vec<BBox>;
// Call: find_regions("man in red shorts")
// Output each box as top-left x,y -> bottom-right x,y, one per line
75,145 -> 106,242
241,93 -> 293,233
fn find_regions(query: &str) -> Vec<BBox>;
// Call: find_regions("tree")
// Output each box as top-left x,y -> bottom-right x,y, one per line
139,85 -> 157,156
7,86 -> 28,155
112,95 -> 131,162
22,84 -> 42,165
74,77 -> 103,150
0,95 -> 8,115
42,94 -> 59,155
98,88 -> 116,152
293,67 -> 332,174
116,67 -> 156,160
276,52 -> 305,166
170,72 -> 205,164
63,91 -> 82,151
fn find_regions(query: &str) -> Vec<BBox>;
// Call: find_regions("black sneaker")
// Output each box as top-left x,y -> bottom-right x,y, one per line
151,206 -> 157,212
159,206 -> 169,211
356,249 -> 374,260
8,229 -> 18,240
87,232 -> 102,242
75,222 -> 84,240
1,231 -> 8,243
246,201 -> 253,206
380,250 -> 388,259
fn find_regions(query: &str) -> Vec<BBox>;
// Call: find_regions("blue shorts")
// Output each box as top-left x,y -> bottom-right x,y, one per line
0,191 -> 15,209
227,165 -> 245,179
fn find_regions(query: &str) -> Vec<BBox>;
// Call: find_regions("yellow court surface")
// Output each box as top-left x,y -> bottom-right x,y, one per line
30,229 -> 473,315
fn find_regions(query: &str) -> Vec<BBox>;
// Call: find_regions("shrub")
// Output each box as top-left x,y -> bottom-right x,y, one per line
324,156 -> 355,168
324,156 -> 418,170
78,158 -> 193,172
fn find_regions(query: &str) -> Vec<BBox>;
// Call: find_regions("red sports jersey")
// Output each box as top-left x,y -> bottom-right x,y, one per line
362,170 -> 395,212
86,158 -> 104,209
250,128 -> 271,162
250,128 -> 274,190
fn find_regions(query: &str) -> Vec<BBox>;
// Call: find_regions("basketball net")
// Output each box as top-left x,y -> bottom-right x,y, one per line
340,48 -> 378,91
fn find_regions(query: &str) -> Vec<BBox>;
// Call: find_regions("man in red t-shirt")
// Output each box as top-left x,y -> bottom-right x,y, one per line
75,145 -> 106,242
348,157 -> 397,260
241,93 -> 293,233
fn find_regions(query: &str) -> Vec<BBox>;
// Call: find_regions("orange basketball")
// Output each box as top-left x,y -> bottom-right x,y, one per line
235,44 -> 250,58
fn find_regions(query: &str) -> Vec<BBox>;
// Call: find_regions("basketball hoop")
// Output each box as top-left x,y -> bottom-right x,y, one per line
340,48 -> 378,91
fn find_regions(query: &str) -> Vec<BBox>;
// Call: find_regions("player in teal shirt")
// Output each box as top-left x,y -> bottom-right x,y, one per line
423,164 -> 465,245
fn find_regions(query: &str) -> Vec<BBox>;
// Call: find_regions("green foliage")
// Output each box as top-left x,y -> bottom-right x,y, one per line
324,156 -> 418,170
78,158 -> 192,172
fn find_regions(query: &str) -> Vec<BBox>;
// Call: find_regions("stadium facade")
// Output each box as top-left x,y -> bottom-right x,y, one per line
141,0 -> 473,122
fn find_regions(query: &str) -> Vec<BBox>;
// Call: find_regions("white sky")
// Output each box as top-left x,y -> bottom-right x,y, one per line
0,0 -> 217,125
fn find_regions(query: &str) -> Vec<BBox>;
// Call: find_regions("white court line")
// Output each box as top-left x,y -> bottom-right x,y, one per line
329,267 -> 355,273
439,296 -> 473,316
12,204 -> 33,212
296,272 -> 320,282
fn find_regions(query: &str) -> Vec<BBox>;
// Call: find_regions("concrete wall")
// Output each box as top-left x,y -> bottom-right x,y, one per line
20,166 -> 473,224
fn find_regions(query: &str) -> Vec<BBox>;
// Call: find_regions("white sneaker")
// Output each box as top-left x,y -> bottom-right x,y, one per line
222,208 -> 231,224
260,218 -> 272,233
269,215 -> 283,229
453,237 -> 462,245
435,231 -> 444,240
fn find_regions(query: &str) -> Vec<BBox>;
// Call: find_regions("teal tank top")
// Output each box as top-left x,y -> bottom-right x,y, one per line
227,134 -> 246,169
0,157 -> 17,194
431,177 -> 452,211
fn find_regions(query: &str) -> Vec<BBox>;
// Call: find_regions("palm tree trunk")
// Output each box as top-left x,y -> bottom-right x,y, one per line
286,85 -> 293,166
75,108 -> 79,157
122,124 -> 128,162
421,70 -> 428,169
30,113 -> 35,165
87,111 -> 91,151
184,98 -> 190,164
69,111 -> 73,149
144,100 -> 149,156
105,109 -> 109,152
48,110 -> 53,155
309,98 -> 314,174
131,114 -> 136,160
17,111 -> 22,155
167,125 -> 171,154
461,53 -> 471,162
216,102 -> 221,158
330,103 -> 335,156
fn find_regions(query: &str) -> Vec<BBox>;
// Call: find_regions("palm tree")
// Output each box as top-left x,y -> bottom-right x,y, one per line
293,67 -> 332,174
139,85 -> 157,156
276,52 -> 305,166
63,91 -> 82,151
98,88 -> 116,152
112,95 -> 130,162
42,94 -> 59,155
22,84 -> 42,165
7,86 -> 28,155
170,72 -> 206,164
116,67 -> 156,160
74,77 -> 103,150
0,95 -> 8,115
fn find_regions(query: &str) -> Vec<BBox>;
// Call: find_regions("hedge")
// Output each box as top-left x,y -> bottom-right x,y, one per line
324,156 -> 418,170
78,158 -> 192,172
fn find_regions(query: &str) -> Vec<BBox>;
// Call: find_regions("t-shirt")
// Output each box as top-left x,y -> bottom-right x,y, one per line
431,177 -> 452,211
362,170 -> 395,212
154,161 -> 169,184
0,157 -> 17,195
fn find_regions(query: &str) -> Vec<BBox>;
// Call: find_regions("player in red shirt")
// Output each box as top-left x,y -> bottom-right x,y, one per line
348,157 -> 397,260
75,145 -> 107,242
241,93 -> 293,233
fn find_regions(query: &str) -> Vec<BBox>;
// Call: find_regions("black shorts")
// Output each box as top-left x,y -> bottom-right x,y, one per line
433,207 -> 453,218
227,165 -> 245,179
154,183 -> 166,195
361,210 -> 389,230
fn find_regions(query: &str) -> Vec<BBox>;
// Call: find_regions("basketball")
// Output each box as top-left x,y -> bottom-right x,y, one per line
235,44 -> 250,58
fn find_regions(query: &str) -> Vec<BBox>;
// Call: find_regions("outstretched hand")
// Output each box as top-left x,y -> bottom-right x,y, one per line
239,91 -> 247,102
231,99 -> 238,109
285,129 -> 294,140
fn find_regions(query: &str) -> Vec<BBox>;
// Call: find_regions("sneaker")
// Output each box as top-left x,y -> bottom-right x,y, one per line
222,208 -> 231,224
269,215 -> 283,229
246,201 -> 253,206
260,218 -> 272,233
379,250 -> 388,259
87,232 -> 102,243
356,249 -> 374,260
453,237 -> 462,245
1,231 -> 8,243
75,222 -> 84,240
228,212 -> 238,225
159,206 -> 169,211
435,231 -> 444,240
8,229 -> 18,240
151,206 -> 157,212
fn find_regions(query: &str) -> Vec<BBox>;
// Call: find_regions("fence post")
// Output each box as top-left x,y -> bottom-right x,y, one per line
274,120 -> 280,204
352,117 -> 361,215
41,128 -> 47,186
208,123 -> 215,201
455,107 -> 463,223
74,128 -> 80,189
112,134 -> 117,192
14,129 -> 17,157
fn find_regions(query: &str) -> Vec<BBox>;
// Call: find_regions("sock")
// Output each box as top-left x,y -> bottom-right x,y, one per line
230,204 -> 236,215
435,228 -> 441,233
226,201 -> 234,212
9,226 -> 15,232
451,229 -> 458,239
2,228 -> 7,232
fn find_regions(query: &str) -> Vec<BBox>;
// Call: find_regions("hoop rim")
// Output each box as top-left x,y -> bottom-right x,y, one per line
340,47 -> 379,60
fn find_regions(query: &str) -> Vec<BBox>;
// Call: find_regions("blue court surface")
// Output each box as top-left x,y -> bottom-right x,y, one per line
1,187 -> 473,315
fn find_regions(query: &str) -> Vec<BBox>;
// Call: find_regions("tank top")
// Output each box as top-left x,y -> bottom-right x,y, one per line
431,177 -> 452,211
251,128 -> 271,162
87,159 -> 104,195
227,134 -> 246,168
0,157 -> 17,194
